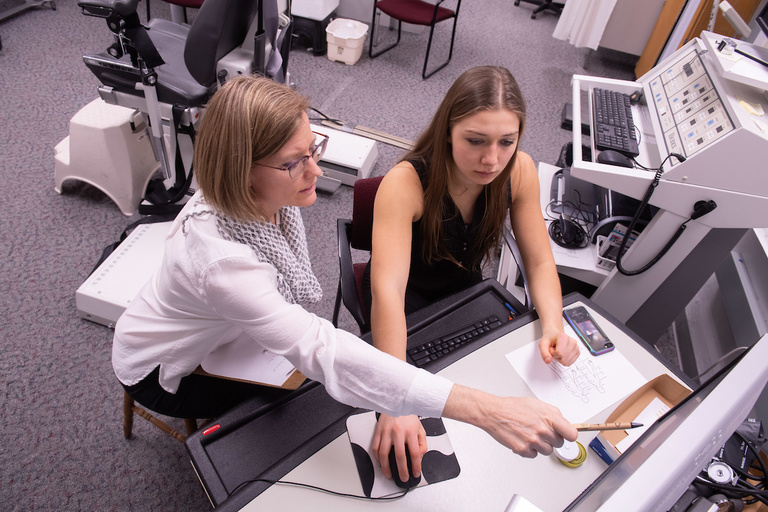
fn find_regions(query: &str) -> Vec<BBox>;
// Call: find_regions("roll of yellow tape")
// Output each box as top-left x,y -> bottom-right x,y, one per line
554,440 -> 587,468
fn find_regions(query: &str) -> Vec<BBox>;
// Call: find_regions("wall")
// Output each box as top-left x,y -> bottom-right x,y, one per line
601,0 -> 667,55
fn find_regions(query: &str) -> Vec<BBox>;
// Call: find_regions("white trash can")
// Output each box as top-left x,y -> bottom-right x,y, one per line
325,18 -> 369,65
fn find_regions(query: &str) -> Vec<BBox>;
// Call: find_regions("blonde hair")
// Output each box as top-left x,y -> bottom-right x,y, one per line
405,66 -> 527,269
194,75 -> 310,221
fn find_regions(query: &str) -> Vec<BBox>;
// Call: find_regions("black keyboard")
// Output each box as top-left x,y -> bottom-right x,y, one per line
592,88 -> 639,157
407,315 -> 503,368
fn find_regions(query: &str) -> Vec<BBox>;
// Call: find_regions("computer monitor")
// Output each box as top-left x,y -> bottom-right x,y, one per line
564,333 -> 768,512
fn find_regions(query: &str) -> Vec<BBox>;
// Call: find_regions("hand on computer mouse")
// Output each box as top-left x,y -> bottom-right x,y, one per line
388,445 -> 422,489
372,413 -> 426,482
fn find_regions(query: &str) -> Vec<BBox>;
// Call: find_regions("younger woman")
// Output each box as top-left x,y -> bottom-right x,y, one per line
365,66 -> 580,480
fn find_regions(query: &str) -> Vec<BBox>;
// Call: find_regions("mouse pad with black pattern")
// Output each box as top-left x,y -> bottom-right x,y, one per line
346,411 -> 461,498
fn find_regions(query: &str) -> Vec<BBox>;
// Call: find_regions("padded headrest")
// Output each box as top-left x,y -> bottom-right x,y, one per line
184,0 -> 260,87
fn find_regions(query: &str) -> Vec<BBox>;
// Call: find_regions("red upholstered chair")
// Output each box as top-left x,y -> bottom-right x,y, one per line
369,0 -> 461,79
332,175 -> 533,333
332,176 -> 383,334
147,0 -> 205,24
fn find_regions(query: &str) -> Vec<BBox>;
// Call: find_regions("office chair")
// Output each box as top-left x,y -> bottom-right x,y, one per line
332,176 -> 532,334
123,391 -> 199,442
369,0 -> 461,79
514,0 -> 563,20
332,176 -> 383,333
77,0 -> 291,214
502,227 -> 531,310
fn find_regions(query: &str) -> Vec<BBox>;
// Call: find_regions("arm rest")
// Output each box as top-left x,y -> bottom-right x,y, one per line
335,218 -> 368,330
79,0 -> 139,18
502,228 -> 531,311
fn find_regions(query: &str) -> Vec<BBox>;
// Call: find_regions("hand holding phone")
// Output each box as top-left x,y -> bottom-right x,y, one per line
563,306 -> 615,356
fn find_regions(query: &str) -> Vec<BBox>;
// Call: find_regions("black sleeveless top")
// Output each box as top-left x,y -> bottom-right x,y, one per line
362,158 -> 486,315
407,158 -> 486,302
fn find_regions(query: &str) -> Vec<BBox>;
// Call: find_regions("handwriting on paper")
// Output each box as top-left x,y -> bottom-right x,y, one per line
505,335 -> 645,423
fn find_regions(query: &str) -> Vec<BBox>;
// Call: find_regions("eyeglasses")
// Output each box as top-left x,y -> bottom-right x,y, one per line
257,131 -> 329,180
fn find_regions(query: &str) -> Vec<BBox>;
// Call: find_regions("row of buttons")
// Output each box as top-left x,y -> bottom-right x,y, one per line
408,316 -> 503,367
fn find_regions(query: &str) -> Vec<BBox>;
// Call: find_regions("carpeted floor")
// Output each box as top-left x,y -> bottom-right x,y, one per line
0,1 -> 664,509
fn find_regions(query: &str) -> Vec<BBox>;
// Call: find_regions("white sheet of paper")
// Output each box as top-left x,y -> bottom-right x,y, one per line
201,333 -> 297,386
615,397 -> 670,454
505,326 -> 646,423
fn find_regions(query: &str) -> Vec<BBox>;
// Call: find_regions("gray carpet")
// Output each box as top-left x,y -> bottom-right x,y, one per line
1,1 -> 645,509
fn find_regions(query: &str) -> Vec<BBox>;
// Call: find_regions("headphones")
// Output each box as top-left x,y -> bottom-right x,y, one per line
549,216 -> 588,249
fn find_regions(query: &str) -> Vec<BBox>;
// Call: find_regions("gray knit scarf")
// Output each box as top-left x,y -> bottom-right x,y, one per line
215,207 -> 322,305
180,198 -> 322,305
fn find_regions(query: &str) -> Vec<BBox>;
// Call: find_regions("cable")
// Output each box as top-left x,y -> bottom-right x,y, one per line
545,188 -> 598,249
228,477 -> 412,501
308,106 -> 344,126
694,429 -> 768,507
614,153 -> 717,276
695,476 -> 768,506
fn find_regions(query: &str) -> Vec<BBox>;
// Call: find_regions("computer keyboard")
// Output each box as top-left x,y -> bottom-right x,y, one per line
407,315 -> 503,367
592,87 -> 639,157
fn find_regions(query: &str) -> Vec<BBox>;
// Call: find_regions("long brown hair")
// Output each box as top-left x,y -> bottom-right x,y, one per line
194,75 -> 309,221
405,66 -> 527,269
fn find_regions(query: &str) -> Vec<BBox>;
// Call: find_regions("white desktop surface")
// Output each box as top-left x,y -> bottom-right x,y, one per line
701,31 -> 768,92
239,303 -> 684,512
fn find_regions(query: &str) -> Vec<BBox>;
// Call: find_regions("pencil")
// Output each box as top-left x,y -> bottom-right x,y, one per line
573,422 -> 644,431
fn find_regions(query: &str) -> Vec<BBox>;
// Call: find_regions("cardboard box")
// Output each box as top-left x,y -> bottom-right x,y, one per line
589,374 -> 691,465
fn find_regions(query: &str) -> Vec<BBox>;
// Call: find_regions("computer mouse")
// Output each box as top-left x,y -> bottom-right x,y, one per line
596,150 -> 634,168
388,446 -> 421,489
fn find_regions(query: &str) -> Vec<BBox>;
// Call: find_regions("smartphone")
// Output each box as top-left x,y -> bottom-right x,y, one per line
563,306 -> 615,355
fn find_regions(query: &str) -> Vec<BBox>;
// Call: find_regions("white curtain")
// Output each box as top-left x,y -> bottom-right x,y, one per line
553,0 -> 619,50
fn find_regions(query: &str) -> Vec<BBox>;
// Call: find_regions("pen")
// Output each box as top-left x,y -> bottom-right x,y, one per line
504,302 -> 517,320
573,422 -> 644,431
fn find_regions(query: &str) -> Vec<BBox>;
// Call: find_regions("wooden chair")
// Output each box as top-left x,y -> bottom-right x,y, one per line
122,391 -> 198,443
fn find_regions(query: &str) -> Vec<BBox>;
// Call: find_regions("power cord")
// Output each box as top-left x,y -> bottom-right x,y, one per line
308,106 -> 344,126
614,153 -> 717,276
228,477 -> 412,501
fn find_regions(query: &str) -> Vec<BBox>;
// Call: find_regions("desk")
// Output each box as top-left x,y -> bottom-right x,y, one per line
203,290 -> 688,512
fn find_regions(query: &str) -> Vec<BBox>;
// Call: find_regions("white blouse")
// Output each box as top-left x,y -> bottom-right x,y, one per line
112,192 -> 453,418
